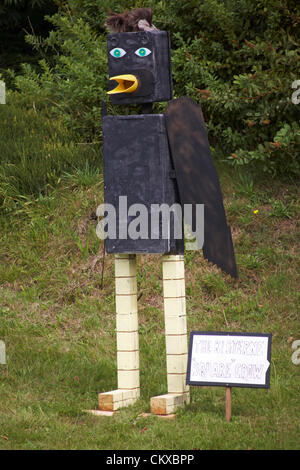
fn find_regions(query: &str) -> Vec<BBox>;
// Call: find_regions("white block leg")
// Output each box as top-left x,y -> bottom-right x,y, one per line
151,255 -> 190,415
99,254 -> 140,411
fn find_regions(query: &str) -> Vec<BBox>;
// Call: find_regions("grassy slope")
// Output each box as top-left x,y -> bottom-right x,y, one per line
0,104 -> 299,450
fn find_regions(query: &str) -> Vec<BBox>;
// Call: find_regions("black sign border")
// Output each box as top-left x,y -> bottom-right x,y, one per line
186,331 -> 272,389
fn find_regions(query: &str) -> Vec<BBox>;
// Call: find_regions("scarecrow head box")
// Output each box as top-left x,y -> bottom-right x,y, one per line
107,30 -> 173,105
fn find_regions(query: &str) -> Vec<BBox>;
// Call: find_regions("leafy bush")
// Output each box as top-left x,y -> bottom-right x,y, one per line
10,14 -> 108,138
0,0 -> 58,87
7,0 -> 300,176
166,0 -> 300,176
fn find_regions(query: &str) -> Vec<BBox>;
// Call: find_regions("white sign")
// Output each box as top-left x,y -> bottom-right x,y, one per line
0,81 -> 5,105
187,332 -> 271,388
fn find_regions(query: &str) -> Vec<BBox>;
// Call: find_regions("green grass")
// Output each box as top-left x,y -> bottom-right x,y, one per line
0,99 -> 102,213
0,102 -> 299,450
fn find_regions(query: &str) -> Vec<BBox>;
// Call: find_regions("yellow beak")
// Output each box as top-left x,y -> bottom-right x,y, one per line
107,74 -> 139,94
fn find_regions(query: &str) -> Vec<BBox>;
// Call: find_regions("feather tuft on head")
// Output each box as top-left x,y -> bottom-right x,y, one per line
105,8 -> 157,32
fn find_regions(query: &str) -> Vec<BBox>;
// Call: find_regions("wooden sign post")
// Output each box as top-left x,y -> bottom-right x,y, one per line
186,332 -> 272,422
225,386 -> 231,422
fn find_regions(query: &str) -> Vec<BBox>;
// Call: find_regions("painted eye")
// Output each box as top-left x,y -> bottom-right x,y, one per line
110,48 -> 126,58
135,47 -> 151,57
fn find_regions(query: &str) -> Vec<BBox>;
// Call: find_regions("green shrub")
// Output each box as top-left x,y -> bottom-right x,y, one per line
7,0 -> 300,176
9,14 -> 108,138
166,0 -> 299,176
0,0 -> 58,88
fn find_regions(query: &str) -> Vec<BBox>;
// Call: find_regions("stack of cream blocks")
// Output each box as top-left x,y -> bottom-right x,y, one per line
98,254 -> 140,411
150,254 -> 190,415
98,253 -> 189,415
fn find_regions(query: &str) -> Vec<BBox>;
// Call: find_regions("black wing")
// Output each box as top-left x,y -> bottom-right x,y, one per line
164,96 -> 238,278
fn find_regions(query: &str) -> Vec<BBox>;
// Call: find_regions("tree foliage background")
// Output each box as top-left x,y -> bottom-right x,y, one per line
2,0 -> 300,176
0,0 -> 58,83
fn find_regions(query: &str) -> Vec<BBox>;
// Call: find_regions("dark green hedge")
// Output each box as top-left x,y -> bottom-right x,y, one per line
6,0 -> 300,176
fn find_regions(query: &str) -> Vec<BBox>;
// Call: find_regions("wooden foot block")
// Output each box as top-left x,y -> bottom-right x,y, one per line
83,409 -> 118,417
98,389 -> 139,411
98,390 -> 121,411
139,412 -> 176,420
150,393 -> 189,415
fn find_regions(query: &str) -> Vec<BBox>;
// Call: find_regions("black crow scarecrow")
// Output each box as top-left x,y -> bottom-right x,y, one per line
98,8 -> 237,415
